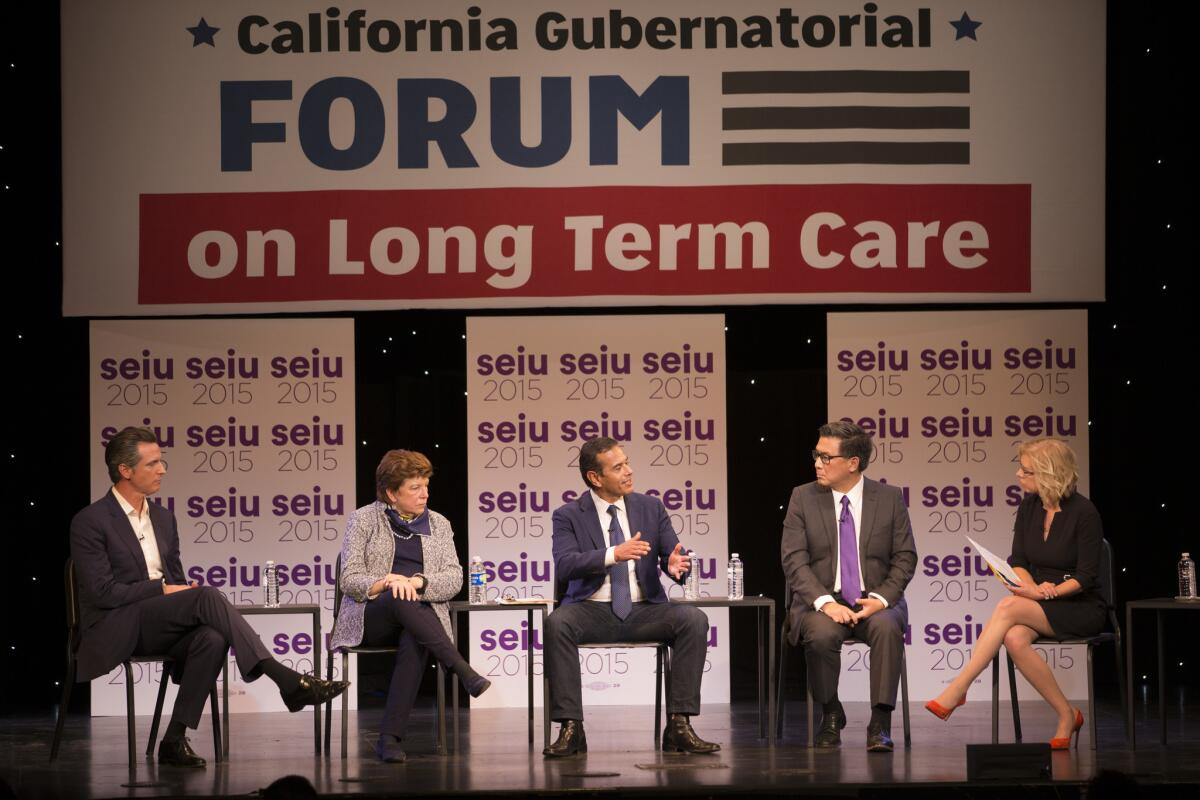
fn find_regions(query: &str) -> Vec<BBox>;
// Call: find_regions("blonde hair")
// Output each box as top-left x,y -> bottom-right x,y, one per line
1018,438 -> 1078,508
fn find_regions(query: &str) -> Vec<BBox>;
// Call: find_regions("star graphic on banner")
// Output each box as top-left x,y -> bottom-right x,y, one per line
187,17 -> 220,47
950,12 -> 982,41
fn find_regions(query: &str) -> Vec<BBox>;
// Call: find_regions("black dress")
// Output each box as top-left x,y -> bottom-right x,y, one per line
1010,492 -> 1106,638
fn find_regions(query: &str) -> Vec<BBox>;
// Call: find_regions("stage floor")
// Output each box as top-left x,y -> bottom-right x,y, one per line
3,700 -> 1198,799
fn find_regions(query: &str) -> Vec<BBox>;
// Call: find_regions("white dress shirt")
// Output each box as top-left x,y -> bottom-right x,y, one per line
112,487 -> 164,581
813,476 -> 888,610
587,491 -> 644,603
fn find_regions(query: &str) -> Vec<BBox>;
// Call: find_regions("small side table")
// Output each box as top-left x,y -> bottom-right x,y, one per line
674,596 -> 777,740
1125,597 -> 1200,747
224,604 -> 323,756
446,600 -> 554,751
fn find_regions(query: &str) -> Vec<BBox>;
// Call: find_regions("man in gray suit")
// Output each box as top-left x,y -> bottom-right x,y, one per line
781,421 -> 917,752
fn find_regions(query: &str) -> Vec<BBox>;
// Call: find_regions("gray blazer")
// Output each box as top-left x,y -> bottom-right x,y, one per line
330,502 -> 463,650
780,478 -> 917,643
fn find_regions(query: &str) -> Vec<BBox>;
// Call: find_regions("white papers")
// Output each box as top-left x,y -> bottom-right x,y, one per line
966,537 -> 1024,587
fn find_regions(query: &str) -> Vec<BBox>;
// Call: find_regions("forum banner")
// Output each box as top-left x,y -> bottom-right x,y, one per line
466,315 -> 728,708
88,319 -> 355,715
63,1 -> 1103,315
826,310 -> 1089,700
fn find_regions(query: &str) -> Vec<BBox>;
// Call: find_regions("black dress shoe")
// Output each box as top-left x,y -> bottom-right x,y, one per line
281,675 -> 350,712
866,721 -> 894,752
375,734 -> 407,763
465,674 -> 492,698
814,707 -> 847,748
543,720 -> 586,757
661,714 -> 721,754
157,736 -> 206,768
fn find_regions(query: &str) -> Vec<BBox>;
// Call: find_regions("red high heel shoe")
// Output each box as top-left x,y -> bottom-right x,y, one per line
924,694 -> 967,721
1049,708 -> 1084,750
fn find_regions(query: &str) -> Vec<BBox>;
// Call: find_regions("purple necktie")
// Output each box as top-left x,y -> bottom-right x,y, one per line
607,506 -> 633,620
839,495 -> 863,604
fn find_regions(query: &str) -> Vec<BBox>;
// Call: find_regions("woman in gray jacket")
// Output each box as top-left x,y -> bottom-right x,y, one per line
331,449 -> 489,763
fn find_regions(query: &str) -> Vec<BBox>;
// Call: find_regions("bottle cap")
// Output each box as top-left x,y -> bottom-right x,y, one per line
1185,553 -> 1191,558
731,553 -> 739,559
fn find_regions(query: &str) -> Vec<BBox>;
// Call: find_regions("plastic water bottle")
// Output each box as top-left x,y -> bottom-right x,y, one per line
263,560 -> 280,608
469,556 -> 487,604
1179,553 -> 1198,599
684,550 -> 700,600
727,553 -> 744,600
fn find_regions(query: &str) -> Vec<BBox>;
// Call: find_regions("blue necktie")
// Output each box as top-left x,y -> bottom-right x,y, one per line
607,506 -> 633,619
839,495 -> 863,605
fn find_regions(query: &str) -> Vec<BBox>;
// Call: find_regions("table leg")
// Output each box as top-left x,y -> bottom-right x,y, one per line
542,607 -> 551,750
313,612 -> 322,755
1126,604 -> 1135,747
1157,610 -> 1165,745
222,660 -> 230,759
527,609 -> 534,748
768,602 -> 777,744
451,610 -> 460,752
757,606 -> 765,739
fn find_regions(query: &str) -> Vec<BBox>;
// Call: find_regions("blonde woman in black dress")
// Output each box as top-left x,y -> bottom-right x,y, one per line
926,438 -> 1104,749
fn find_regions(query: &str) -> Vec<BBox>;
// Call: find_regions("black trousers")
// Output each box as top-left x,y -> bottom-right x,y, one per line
796,601 -> 908,709
363,593 -> 465,739
543,600 -> 710,722
132,586 -> 272,729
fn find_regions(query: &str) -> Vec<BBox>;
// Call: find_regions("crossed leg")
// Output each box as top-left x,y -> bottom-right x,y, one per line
930,595 -> 1078,738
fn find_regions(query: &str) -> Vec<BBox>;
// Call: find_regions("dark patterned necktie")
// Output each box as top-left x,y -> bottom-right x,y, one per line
607,506 -> 633,619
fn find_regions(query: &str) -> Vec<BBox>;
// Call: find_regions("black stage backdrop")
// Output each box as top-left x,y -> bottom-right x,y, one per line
0,4 -> 1194,716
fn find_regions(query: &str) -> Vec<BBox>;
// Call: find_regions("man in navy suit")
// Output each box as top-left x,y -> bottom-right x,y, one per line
70,427 -> 347,767
542,437 -> 718,756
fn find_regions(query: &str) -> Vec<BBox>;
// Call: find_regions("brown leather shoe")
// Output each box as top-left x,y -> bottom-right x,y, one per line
661,714 -> 720,754
157,736 -> 206,768
543,720 -> 586,757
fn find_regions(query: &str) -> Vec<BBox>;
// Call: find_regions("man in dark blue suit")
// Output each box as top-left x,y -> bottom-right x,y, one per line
70,427 -> 347,767
542,437 -> 718,756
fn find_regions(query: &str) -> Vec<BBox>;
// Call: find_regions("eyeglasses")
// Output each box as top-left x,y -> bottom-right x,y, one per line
811,450 -> 847,465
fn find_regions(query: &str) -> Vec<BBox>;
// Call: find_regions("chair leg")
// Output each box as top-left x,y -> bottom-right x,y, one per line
324,651 -> 334,755
209,686 -> 222,763
1113,635 -> 1128,738
805,671 -> 814,749
49,661 -> 76,762
1087,645 -> 1097,750
124,662 -> 137,768
1007,653 -> 1022,742
147,664 -> 170,755
900,649 -> 911,747
340,651 -> 349,759
991,654 -> 999,744
662,647 -> 672,748
436,662 -> 446,755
